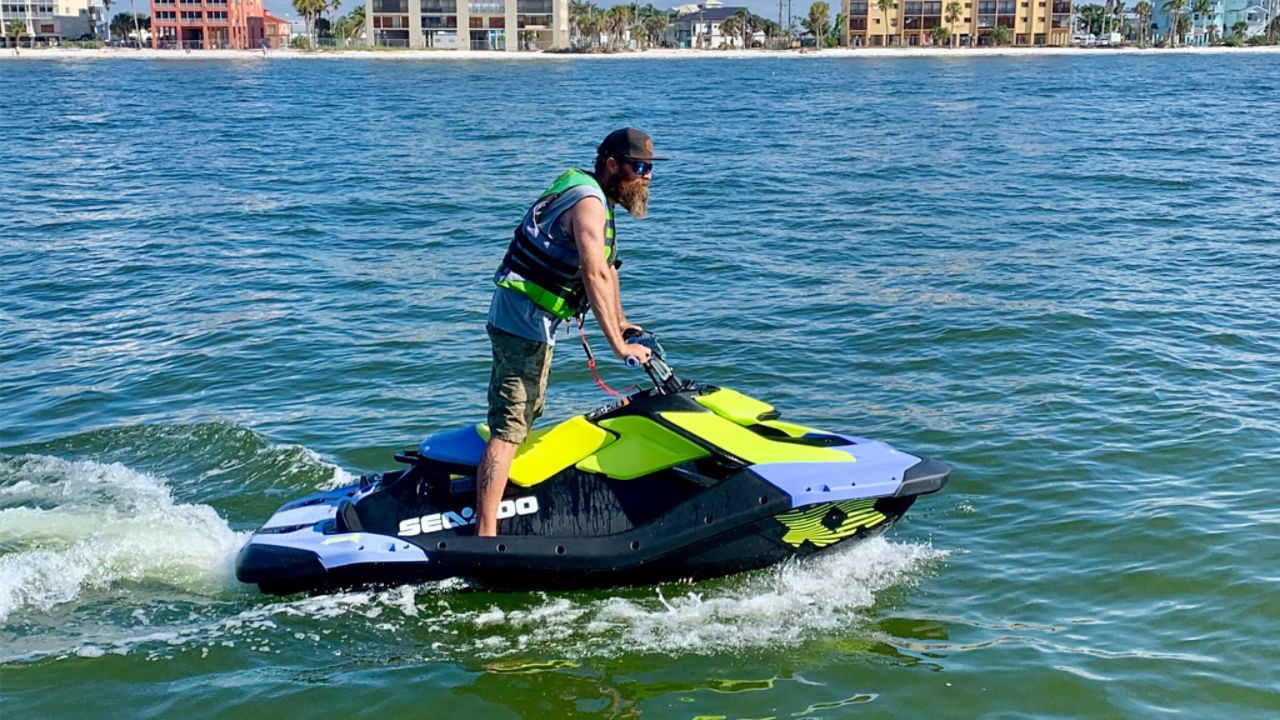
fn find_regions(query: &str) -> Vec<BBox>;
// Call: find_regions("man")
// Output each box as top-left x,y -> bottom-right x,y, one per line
475,127 -> 665,538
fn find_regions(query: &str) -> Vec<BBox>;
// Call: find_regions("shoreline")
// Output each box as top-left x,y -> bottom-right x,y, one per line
4,44 -> 1280,61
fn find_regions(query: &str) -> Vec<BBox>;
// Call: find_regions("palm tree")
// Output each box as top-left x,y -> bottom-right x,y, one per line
642,12 -> 668,48
129,0 -> 142,48
929,24 -> 950,44
7,19 -> 27,50
293,0 -> 326,48
804,2 -> 831,47
841,0 -> 850,46
347,4 -> 365,42
990,24 -> 1012,44
739,9 -> 762,47
604,5 -> 630,49
720,14 -> 741,46
1161,0 -> 1186,46
579,9 -> 605,49
328,0 -> 342,44
1133,0 -> 1152,45
1190,0 -> 1210,45
568,0 -> 595,48
1173,10 -> 1191,41
944,0 -> 962,47
877,0 -> 894,46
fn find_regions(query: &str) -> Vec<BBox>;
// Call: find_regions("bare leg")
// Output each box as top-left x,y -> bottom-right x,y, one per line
475,436 -> 519,537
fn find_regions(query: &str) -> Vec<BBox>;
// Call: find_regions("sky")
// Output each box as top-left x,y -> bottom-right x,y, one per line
261,0 -> 808,32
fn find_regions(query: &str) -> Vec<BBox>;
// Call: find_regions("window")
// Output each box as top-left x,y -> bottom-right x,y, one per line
372,0 -> 408,12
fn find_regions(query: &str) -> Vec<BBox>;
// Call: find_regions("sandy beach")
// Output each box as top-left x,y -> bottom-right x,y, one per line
4,44 -> 1280,61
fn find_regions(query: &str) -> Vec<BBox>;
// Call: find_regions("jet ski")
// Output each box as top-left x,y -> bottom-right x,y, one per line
235,331 -> 949,595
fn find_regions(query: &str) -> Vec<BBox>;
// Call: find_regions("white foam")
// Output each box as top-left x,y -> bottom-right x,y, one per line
1,452 -> 945,663
244,536 -> 945,660
0,455 -> 249,623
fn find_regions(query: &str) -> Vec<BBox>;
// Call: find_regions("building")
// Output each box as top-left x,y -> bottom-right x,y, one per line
150,0 -> 265,49
261,9 -> 289,47
1148,0 -> 1275,44
846,0 -> 1073,47
366,0 -> 568,50
669,2 -> 765,48
1,0 -> 105,45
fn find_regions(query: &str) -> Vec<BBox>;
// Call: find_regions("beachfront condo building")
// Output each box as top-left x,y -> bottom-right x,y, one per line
1148,0 -> 1275,45
845,0 -> 1073,46
149,0 -> 288,49
0,0 -> 105,45
367,0 -> 569,50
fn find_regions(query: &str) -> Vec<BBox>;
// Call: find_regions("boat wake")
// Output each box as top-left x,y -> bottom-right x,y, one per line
0,454 -> 249,625
1,433 -> 946,666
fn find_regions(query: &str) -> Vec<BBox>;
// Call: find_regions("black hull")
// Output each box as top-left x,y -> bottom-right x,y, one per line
237,494 -> 917,596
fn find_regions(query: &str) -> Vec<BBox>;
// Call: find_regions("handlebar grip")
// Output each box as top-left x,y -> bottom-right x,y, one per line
625,356 -> 640,368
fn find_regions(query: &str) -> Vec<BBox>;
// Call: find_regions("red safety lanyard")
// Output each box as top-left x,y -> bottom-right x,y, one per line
577,316 -> 625,397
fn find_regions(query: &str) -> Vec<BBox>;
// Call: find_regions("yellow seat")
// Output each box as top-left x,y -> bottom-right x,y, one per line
477,416 -> 615,487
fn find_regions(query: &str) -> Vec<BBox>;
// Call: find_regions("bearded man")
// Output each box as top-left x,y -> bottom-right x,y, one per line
475,128 -> 665,537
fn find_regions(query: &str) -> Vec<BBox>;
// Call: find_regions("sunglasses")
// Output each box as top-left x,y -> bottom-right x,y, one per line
624,159 -> 653,176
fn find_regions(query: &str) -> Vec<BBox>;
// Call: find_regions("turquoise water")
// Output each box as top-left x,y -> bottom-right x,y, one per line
2,54 -> 1279,717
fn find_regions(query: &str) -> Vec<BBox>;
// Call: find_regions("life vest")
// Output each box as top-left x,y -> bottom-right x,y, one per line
494,169 -> 617,320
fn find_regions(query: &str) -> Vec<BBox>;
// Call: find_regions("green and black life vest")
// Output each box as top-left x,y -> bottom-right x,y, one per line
494,169 -> 617,320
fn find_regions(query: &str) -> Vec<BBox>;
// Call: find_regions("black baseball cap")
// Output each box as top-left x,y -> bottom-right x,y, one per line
597,127 -> 668,162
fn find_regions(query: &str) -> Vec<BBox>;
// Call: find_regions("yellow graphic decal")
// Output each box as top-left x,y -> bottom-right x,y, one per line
321,534 -> 360,545
775,500 -> 887,548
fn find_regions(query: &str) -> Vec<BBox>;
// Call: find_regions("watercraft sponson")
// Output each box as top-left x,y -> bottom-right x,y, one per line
236,338 -> 948,595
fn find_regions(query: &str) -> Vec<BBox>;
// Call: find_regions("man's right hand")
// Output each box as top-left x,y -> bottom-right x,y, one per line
616,343 -> 652,366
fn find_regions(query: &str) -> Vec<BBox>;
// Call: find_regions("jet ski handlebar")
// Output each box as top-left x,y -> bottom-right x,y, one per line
623,328 -> 683,394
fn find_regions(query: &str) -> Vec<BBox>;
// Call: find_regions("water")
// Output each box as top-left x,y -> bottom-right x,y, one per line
2,53 -> 1279,717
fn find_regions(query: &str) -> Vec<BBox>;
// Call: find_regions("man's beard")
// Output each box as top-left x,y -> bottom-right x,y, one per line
608,176 -> 649,220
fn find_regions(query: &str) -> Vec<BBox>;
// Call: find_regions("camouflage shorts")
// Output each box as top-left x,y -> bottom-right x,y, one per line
486,324 -> 553,444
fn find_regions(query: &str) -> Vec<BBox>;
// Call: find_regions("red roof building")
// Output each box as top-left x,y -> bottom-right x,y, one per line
260,10 -> 291,48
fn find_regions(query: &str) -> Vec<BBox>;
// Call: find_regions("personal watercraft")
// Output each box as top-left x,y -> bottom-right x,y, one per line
235,332 -> 949,595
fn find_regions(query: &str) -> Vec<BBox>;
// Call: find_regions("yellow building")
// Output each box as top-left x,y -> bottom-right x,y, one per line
846,0 -> 1073,47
